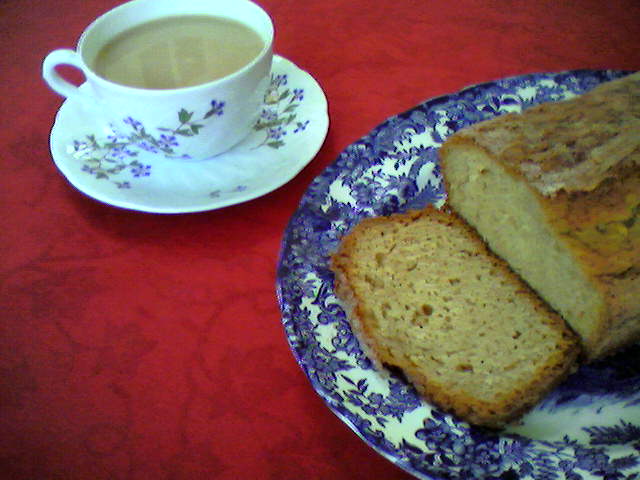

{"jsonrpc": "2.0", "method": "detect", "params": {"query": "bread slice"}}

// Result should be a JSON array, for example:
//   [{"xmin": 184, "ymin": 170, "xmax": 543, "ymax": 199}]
[
  {"xmin": 331, "ymin": 207, "xmax": 580, "ymax": 428},
  {"xmin": 439, "ymin": 72, "xmax": 640, "ymax": 361}
]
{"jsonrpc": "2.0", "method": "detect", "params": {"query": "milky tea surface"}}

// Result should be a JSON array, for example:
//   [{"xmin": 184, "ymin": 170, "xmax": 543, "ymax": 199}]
[{"xmin": 92, "ymin": 15, "xmax": 264, "ymax": 89}]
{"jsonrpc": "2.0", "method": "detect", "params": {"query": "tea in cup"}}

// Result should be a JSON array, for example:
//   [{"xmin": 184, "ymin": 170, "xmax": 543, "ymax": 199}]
[{"xmin": 43, "ymin": 0, "xmax": 274, "ymax": 160}]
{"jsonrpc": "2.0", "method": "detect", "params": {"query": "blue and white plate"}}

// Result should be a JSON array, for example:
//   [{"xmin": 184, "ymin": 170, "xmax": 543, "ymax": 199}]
[
  {"xmin": 49, "ymin": 55, "xmax": 329, "ymax": 213},
  {"xmin": 277, "ymin": 70, "xmax": 640, "ymax": 480}
]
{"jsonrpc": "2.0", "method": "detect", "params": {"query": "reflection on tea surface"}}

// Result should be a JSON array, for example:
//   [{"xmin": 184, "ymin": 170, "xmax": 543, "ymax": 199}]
[{"xmin": 92, "ymin": 15, "xmax": 264, "ymax": 89}]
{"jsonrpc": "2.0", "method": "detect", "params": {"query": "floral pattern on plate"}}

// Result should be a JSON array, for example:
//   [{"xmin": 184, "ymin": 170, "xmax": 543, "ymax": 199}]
[
  {"xmin": 49, "ymin": 56, "xmax": 329, "ymax": 213},
  {"xmin": 277, "ymin": 69, "xmax": 639, "ymax": 480}
]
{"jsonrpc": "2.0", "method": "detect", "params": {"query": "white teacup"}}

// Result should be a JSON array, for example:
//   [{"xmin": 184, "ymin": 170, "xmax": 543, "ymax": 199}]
[{"xmin": 43, "ymin": 0, "xmax": 274, "ymax": 160}]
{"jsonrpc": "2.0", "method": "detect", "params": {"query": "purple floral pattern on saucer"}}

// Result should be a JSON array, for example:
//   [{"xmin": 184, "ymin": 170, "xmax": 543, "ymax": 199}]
[{"xmin": 50, "ymin": 55, "xmax": 329, "ymax": 213}]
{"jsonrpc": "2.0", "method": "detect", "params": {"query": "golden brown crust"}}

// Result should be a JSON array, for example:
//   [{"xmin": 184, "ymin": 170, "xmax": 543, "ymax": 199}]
[
  {"xmin": 453, "ymin": 72, "xmax": 640, "ymax": 196},
  {"xmin": 405, "ymin": 340, "xmax": 577, "ymax": 428},
  {"xmin": 591, "ymin": 268, "xmax": 640, "ymax": 357},
  {"xmin": 331, "ymin": 207, "xmax": 580, "ymax": 428}
]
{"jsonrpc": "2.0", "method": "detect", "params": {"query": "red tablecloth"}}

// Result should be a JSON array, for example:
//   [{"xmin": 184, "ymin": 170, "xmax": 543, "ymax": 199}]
[{"xmin": 2, "ymin": 0, "xmax": 639, "ymax": 478}]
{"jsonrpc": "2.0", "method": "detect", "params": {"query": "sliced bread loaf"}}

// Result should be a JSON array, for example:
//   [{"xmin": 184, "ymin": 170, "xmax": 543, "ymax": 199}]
[
  {"xmin": 331, "ymin": 207, "xmax": 580, "ymax": 428},
  {"xmin": 439, "ymin": 72, "xmax": 640, "ymax": 361}
]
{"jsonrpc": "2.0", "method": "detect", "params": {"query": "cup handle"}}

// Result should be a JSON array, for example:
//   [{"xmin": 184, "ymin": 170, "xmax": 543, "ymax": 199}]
[{"xmin": 42, "ymin": 49, "xmax": 88, "ymax": 99}]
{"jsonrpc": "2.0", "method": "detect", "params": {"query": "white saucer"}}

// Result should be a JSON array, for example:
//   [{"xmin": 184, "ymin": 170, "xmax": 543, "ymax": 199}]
[{"xmin": 49, "ymin": 55, "xmax": 329, "ymax": 213}]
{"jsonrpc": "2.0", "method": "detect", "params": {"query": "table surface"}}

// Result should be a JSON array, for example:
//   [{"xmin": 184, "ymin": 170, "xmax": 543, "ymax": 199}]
[{"xmin": 2, "ymin": 0, "xmax": 639, "ymax": 478}]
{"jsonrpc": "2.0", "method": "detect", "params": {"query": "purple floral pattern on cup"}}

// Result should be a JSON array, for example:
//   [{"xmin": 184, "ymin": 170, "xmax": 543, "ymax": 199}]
[
  {"xmin": 68, "ymin": 99, "xmax": 226, "ymax": 188},
  {"xmin": 253, "ymin": 74, "xmax": 309, "ymax": 149},
  {"xmin": 69, "ymin": 74, "xmax": 309, "ymax": 189}
]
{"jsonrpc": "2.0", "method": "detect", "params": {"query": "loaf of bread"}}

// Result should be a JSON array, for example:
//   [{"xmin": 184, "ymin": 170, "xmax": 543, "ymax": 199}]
[
  {"xmin": 331, "ymin": 207, "xmax": 579, "ymax": 428},
  {"xmin": 439, "ymin": 72, "xmax": 640, "ymax": 361}
]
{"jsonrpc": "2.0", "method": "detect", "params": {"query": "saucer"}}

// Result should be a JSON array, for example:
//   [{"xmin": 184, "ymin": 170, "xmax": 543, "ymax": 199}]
[{"xmin": 49, "ymin": 55, "xmax": 329, "ymax": 213}]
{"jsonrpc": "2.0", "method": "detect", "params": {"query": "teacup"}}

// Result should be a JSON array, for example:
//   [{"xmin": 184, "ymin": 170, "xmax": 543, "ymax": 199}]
[{"xmin": 43, "ymin": 0, "xmax": 274, "ymax": 160}]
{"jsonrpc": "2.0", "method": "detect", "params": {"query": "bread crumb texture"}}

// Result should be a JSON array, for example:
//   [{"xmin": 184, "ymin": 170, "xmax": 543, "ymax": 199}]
[
  {"xmin": 440, "ymin": 72, "xmax": 640, "ymax": 360},
  {"xmin": 331, "ymin": 208, "xmax": 579, "ymax": 428}
]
